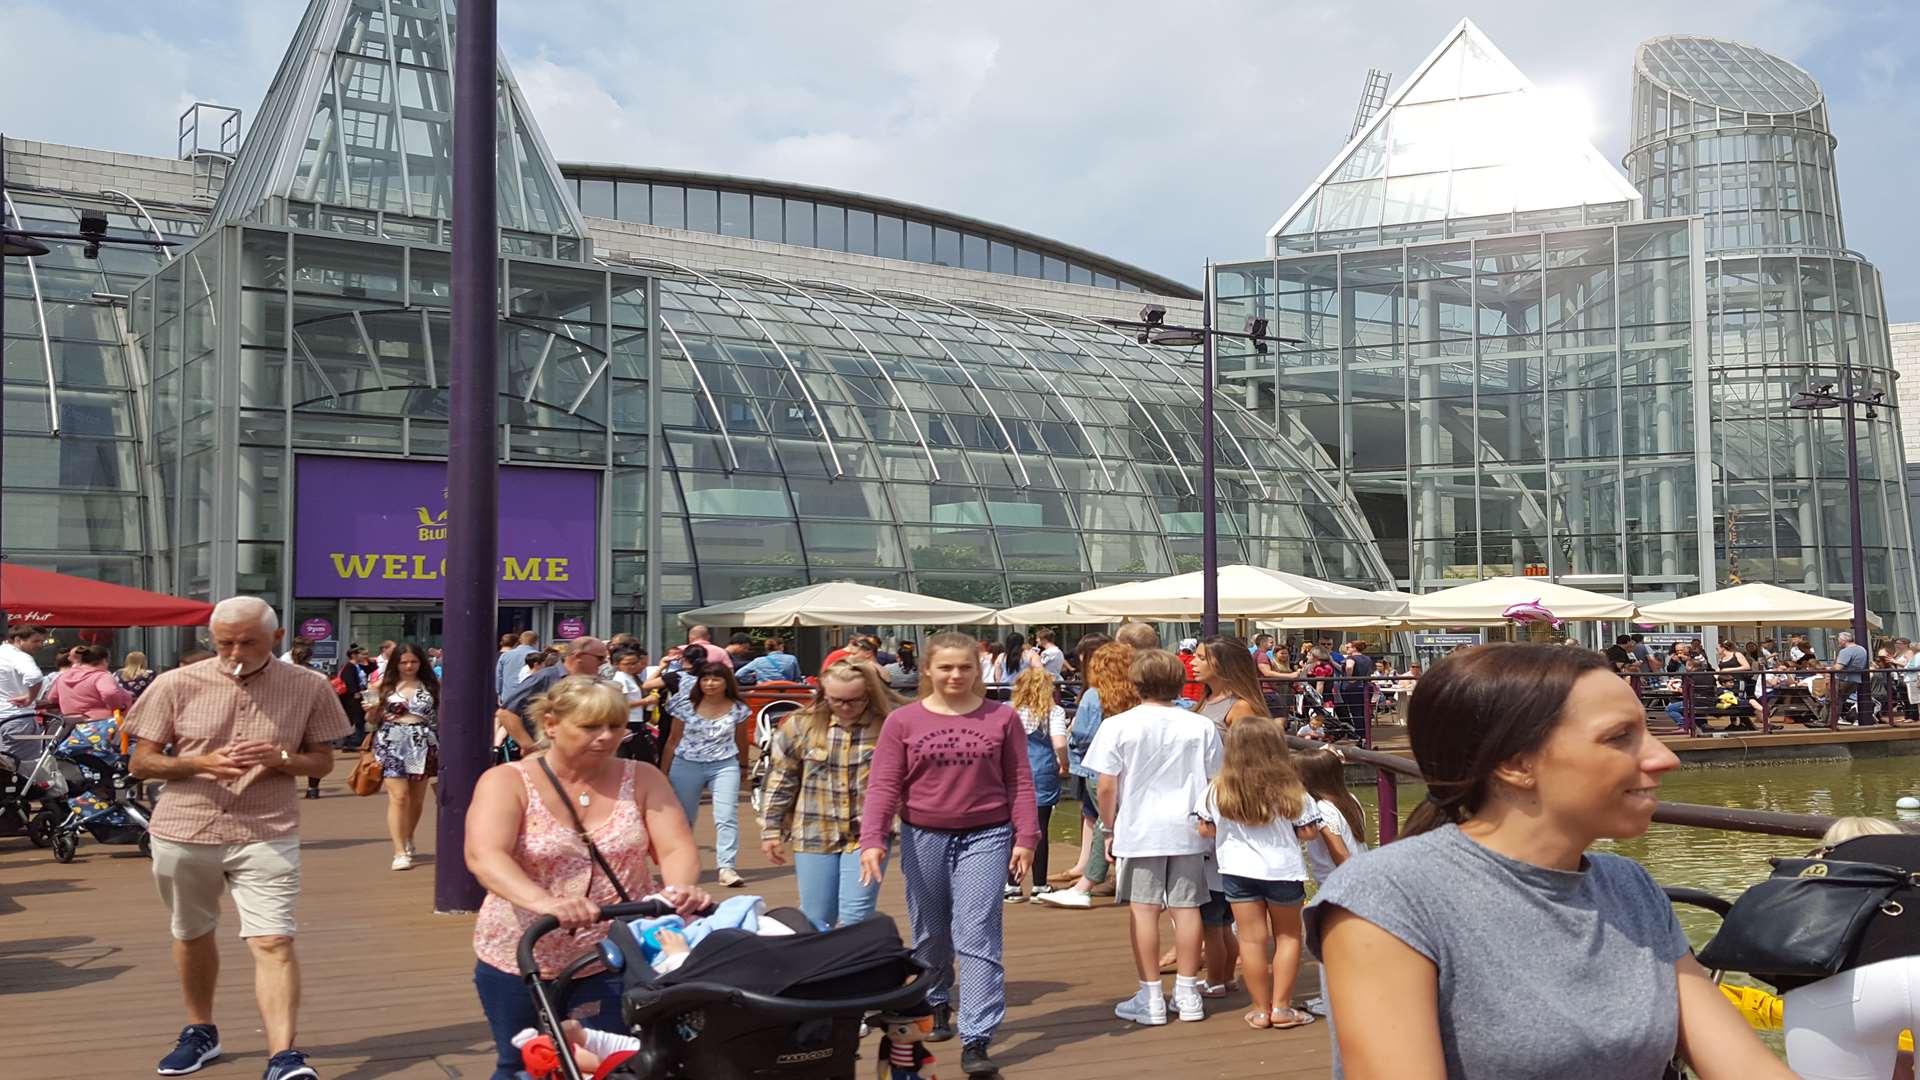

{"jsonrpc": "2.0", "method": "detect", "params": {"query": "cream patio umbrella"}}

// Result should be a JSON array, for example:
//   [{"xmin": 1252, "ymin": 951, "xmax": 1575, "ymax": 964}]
[
  {"xmin": 995, "ymin": 564, "xmax": 1407, "ymax": 625},
  {"xmin": 1635, "ymin": 582, "xmax": 1882, "ymax": 631},
  {"xmin": 1257, "ymin": 591, "xmax": 1415, "ymax": 631},
  {"xmin": 1402, "ymin": 576, "xmax": 1638, "ymax": 625},
  {"xmin": 677, "ymin": 581, "xmax": 997, "ymax": 627}
]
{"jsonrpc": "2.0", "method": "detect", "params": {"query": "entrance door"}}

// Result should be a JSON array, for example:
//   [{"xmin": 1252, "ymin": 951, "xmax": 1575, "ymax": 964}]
[
  {"xmin": 498, "ymin": 606, "xmax": 540, "ymax": 641},
  {"xmin": 347, "ymin": 608, "xmax": 446, "ymax": 651}
]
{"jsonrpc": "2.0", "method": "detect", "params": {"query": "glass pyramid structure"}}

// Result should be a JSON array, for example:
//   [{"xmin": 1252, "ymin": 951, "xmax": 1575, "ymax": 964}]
[
  {"xmin": 1267, "ymin": 19, "xmax": 1641, "ymax": 252},
  {"xmin": 210, "ymin": 0, "xmax": 586, "ymax": 257}
]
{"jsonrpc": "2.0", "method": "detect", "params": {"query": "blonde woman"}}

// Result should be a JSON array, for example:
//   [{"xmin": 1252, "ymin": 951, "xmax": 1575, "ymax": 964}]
[
  {"xmin": 859, "ymin": 632, "xmax": 1038, "ymax": 1075},
  {"xmin": 758, "ymin": 661, "xmax": 903, "ymax": 928},
  {"xmin": 115, "ymin": 650, "xmax": 157, "ymax": 702},
  {"xmin": 467, "ymin": 676, "xmax": 709, "ymax": 1080},
  {"xmin": 1006, "ymin": 665, "xmax": 1068, "ymax": 901}
]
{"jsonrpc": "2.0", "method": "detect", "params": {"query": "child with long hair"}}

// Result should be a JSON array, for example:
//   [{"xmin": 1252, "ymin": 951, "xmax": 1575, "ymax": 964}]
[
  {"xmin": 1006, "ymin": 665, "xmax": 1067, "ymax": 901},
  {"xmin": 759, "ymin": 661, "xmax": 903, "ymax": 927},
  {"xmin": 1052, "ymin": 633, "xmax": 1110, "ymax": 886},
  {"xmin": 860, "ymin": 632, "xmax": 1037, "ymax": 1075},
  {"xmin": 1196, "ymin": 718, "xmax": 1330, "ymax": 1030},
  {"xmin": 1036, "ymin": 641, "xmax": 1139, "ymax": 908},
  {"xmin": 1293, "ymin": 746, "xmax": 1367, "ymax": 881}
]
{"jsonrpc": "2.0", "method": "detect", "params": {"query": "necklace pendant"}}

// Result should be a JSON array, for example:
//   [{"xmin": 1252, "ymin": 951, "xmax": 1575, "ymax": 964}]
[{"xmin": 578, "ymin": 790, "xmax": 591, "ymax": 807}]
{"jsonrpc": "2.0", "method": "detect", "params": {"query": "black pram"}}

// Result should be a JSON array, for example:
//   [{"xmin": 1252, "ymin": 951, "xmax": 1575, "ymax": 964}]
[{"xmin": 519, "ymin": 898, "xmax": 929, "ymax": 1080}]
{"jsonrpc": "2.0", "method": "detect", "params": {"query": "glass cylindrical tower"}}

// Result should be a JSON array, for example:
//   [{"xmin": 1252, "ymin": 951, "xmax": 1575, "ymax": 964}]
[{"xmin": 1627, "ymin": 35, "xmax": 1918, "ymax": 627}]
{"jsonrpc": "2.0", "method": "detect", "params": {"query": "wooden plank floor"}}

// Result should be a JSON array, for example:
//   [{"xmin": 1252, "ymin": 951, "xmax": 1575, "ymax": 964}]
[{"xmin": 0, "ymin": 755, "xmax": 1332, "ymax": 1078}]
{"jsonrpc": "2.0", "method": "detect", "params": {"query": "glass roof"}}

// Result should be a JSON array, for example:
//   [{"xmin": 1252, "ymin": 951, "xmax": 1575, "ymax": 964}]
[
  {"xmin": 1269, "ymin": 19, "xmax": 1640, "ymax": 243},
  {"xmin": 212, "ymin": 0, "xmax": 585, "ymax": 243},
  {"xmin": 1636, "ymin": 36, "xmax": 1823, "ymax": 114}
]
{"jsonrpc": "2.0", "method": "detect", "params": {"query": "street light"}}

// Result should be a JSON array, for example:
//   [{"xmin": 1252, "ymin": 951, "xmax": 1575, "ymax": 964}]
[
  {"xmin": 1101, "ymin": 269, "xmax": 1301, "ymax": 636},
  {"xmin": 1789, "ymin": 371, "xmax": 1885, "ymax": 725}
]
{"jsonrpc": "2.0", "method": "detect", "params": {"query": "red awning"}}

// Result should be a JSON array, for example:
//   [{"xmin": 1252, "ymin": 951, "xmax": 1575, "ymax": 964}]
[{"xmin": 1, "ymin": 563, "xmax": 215, "ymax": 627}]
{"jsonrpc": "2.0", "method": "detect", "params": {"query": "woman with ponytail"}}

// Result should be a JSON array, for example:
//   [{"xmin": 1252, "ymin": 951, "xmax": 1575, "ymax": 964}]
[{"xmin": 1302, "ymin": 643, "xmax": 1789, "ymax": 1080}]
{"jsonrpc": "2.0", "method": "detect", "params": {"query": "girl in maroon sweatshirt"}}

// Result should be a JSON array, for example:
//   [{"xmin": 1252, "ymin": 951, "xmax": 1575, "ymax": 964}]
[{"xmin": 859, "ymin": 632, "xmax": 1038, "ymax": 1077}]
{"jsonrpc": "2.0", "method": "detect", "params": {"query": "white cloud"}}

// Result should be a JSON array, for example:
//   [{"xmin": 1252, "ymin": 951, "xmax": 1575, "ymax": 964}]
[{"xmin": 9, "ymin": 0, "xmax": 1915, "ymax": 315}]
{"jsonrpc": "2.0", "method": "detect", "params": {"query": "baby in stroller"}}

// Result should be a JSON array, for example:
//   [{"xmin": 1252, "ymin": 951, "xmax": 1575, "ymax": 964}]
[{"xmin": 518, "ymin": 896, "xmax": 928, "ymax": 1080}]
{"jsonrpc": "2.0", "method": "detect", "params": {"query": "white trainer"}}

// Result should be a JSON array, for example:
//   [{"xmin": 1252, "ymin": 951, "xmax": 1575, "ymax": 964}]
[{"xmin": 1115, "ymin": 988, "xmax": 1168, "ymax": 1025}]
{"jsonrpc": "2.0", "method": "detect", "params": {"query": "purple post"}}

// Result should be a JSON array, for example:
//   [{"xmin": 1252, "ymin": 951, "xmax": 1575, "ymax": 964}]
[
  {"xmin": 1376, "ymin": 768, "xmax": 1399, "ymax": 845},
  {"xmin": 435, "ymin": 0, "xmax": 498, "ymax": 913}
]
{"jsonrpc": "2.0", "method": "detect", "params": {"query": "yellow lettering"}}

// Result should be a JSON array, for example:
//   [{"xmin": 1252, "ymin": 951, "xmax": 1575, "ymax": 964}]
[
  {"xmin": 503, "ymin": 557, "xmax": 543, "ymax": 581},
  {"xmin": 330, "ymin": 553, "xmax": 379, "ymax": 580},
  {"xmin": 547, "ymin": 557, "xmax": 569, "ymax": 582},
  {"xmin": 382, "ymin": 554, "xmax": 410, "ymax": 579},
  {"xmin": 409, "ymin": 555, "xmax": 438, "ymax": 580}
]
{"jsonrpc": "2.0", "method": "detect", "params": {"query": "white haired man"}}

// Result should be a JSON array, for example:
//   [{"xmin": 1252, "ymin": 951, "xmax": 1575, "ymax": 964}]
[{"xmin": 126, "ymin": 597, "xmax": 351, "ymax": 1080}]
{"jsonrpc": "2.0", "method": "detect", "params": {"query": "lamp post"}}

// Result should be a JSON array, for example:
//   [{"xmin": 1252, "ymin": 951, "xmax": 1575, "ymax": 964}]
[
  {"xmin": 1789, "ymin": 369, "xmax": 1883, "ymax": 725},
  {"xmin": 1101, "ymin": 267, "xmax": 1299, "ymax": 636},
  {"xmin": 438, "ymin": 0, "xmax": 498, "ymax": 913}
]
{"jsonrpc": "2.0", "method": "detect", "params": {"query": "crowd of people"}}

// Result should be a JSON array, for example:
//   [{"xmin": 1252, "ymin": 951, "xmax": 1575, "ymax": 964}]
[
  {"xmin": 14, "ymin": 605, "xmax": 1920, "ymax": 1080},
  {"xmin": 1601, "ymin": 630, "xmax": 1920, "ymax": 733}
]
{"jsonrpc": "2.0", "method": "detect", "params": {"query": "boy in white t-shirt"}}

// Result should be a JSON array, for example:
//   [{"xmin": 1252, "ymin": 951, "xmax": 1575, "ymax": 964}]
[{"xmin": 1082, "ymin": 648, "xmax": 1224, "ymax": 1027}]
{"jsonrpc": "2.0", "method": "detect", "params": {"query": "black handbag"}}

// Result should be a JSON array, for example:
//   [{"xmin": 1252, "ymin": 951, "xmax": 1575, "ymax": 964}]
[{"xmin": 1696, "ymin": 855, "xmax": 1915, "ymax": 978}]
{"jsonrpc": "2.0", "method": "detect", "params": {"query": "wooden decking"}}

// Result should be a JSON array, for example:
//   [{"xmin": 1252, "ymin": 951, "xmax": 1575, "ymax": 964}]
[{"xmin": 0, "ymin": 756, "xmax": 1332, "ymax": 1078}]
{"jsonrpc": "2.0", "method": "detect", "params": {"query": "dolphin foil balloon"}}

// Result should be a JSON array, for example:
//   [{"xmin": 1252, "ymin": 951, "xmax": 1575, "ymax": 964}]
[{"xmin": 1502, "ymin": 598, "xmax": 1562, "ymax": 629}]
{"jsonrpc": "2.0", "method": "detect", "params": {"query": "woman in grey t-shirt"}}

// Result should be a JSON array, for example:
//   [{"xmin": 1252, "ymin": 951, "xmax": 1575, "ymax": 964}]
[{"xmin": 1304, "ymin": 643, "xmax": 1795, "ymax": 1080}]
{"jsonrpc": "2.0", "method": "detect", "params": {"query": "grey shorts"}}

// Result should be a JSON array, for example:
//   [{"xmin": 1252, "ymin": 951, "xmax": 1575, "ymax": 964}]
[
  {"xmin": 1115, "ymin": 853, "xmax": 1209, "ymax": 908},
  {"xmin": 151, "ymin": 836, "xmax": 301, "ymax": 940}
]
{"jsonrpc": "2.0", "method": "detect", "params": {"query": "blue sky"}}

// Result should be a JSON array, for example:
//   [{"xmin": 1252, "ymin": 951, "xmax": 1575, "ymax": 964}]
[{"xmin": 6, "ymin": 1, "xmax": 1915, "ymax": 317}]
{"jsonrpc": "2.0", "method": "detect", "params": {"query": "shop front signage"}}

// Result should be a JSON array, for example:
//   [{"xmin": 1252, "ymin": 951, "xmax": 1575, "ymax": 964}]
[
  {"xmin": 555, "ymin": 616, "xmax": 587, "ymax": 639},
  {"xmin": 298, "ymin": 617, "xmax": 334, "ymax": 640},
  {"xmin": 294, "ymin": 457, "xmax": 597, "ymax": 601}
]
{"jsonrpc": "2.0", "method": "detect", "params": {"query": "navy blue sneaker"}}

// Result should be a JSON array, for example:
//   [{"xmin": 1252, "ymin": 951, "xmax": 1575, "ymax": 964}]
[
  {"xmin": 262, "ymin": 1049, "xmax": 319, "ymax": 1080},
  {"xmin": 157, "ymin": 1024, "xmax": 221, "ymax": 1075}
]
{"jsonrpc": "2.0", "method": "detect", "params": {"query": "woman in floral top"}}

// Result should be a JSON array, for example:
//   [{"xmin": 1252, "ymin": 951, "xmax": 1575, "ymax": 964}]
[
  {"xmin": 759, "ymin": 661, "xmax": 904, "ymax": 928},
  {"xmin": 661, "ymin": 662, "xmax": 752, "ymax": 887},
  {"xmin": 370, "ymin": 642, "xmax": 439, "ymax": 871}
]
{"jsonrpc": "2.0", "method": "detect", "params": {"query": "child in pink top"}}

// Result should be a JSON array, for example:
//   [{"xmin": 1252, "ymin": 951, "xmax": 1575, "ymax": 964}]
[{"xmin": 857, "ymin": 633, "xmax": 1036, "ymax": 1077}]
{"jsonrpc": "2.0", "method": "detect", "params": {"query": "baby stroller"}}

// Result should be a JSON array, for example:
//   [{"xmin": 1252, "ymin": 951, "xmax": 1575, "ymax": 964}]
[
  {"xmin": 46, "ymin": 718, "xmax": 153, "ymax": 862},
  {"xmin": 0, "ymin": 709, "xmax": 76, "ymax": 848},
  {"xmin": 519, "ymin": 898, "xmax": 930, "ymax": 1080}
]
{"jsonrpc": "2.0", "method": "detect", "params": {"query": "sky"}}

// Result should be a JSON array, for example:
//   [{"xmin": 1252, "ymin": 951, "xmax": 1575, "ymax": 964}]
[{"xmin": 5, "ymin": 1, "xmax": 1916, "ymax": 316}]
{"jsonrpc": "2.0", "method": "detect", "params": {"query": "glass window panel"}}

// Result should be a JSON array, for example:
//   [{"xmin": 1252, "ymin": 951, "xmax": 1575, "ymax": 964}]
[
  {"xmin": 752, "ymin": 194, "xmax": 783, "ymax": 242},
  {"xmin": 1084, "ymin": 532, "xmax": 1170, "ymax": 574},
  {"xmin": 1042, "ymin": 256, "xmax": 1067, "ymax": 282},
  {"xmin": 990, "ymin": 241, "xmax": 1015, "ymax": 274},
  {"xmin": 800, "ymin": 521, "xmax": 903, "ymax": 567},
  {"xmin": 962, "ymin": 234, "xmax": 990, "ymax": 271},
  {"xmin": 784, "ymin": 199, "xmax": 815, "ymax": 246},
  {"xmin": 577, "ymin": 178, "xmax": 615, "ymax": 218},
  {"xmin": 906, "ymin": 221, "xmax": 933, "ymax": 262},
  {"xmin": 1017, "ymin": 248, "xmax": 1042, "ymax": 277},
  {"xmin": 683, "ymin": 187, "xmax": 715, "ymax": 231},
  {"xmin": 902, "ymin": 525, "xmax": 998, "ymax": 570},
  {"xmin": 877, "ymin": 215, "xmax": 904, "ymax": 259},
  {"xmin": 933, "ymin": 227, "xmax": 961, "ymax": 267},
  {"xmin": 719, "ymin": 191, "xmax": 750, "ymax": 237},
  {"xmin": 914, "ymin": 573, "xmax": 1007, "ymax": 607},
  {"xmin": 699, "ymin": 565, "xmax": 806, "ymax": 604},
  {"xmin": 816, "ymin": 205, "xmax": 845, "ymax": 251},
  {"xmin": 847, "ymin": 210, "xmax": 876, "ymax": 255}
]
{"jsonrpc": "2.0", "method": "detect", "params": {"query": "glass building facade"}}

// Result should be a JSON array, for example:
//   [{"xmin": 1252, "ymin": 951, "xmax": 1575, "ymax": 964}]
[
  {"xmin": 559, "ymin": 168, "xmax": 1188, "ymax": 296},
  {"xmin": 1222, "ymin": 21, "xmax": 1918, "ymax": 626}
]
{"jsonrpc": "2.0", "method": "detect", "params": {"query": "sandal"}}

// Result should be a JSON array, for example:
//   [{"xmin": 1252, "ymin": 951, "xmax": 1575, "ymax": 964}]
[
  {"xmin": 1269, "ymin": 1006, "xmax": 1317, "ymax": 1030},
  {"xmin": 1199, "ymin": 980, "xmax": 1238, "ymax": 999},
  {"xmin": 1243, "ymin": 1010, "xmax": 1272, "ymax": 1030}
]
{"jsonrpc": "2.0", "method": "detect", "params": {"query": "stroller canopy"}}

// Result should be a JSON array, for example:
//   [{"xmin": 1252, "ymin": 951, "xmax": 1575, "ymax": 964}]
[{"xmin": 1, "ymin": 564, "xmax": 215, "ymax": 627}]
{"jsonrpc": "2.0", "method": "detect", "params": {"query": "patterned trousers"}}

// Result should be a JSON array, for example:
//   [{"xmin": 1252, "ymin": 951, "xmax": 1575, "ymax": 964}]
[{"xmin": 898, "ymin": 821, "xmax": 1014, "ymax": 1046}]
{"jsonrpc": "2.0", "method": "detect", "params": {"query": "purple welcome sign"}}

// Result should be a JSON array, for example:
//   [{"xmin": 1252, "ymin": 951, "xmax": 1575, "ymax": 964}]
[{"xmin": 294, "ymin": 457, "xmax": 597, "ymax": 601}]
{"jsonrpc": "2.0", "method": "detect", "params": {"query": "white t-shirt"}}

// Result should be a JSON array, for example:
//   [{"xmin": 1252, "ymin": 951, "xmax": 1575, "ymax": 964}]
[
  {"xmin": 1082, "ymin": 703, "xmax": 1222, "ymax": 858},
  {"xmin": 1201, "ymin": 786, "xmax": 1319, "ymax": 882},
  {"xmin": 1039, "ymin": 644, "xmax": 1065, "ymax": 677},
  {"xmin": 612, "ymin": 671, "xmax": 647, "ymax": 723},
  {"xmin": 0, "ymin": 641, "xmax": 45, "ymax": 712},
  {"xmin": 1304, "ymin": 796, "xmax": 1368, "ymax": 882}
]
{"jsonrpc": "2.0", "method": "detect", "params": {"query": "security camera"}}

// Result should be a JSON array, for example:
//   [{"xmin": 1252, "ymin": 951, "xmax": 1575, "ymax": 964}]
[{"xmin": 1138, "ymin": 304, "xmax": 1167, "ymax": 326}]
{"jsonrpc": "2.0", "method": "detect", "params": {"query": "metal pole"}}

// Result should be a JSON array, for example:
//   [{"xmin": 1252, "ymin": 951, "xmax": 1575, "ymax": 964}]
[
  {"xmin": 1201, "ymin": 261, "xmax": 1218, "ymax": 637},
  {"xmin": 1375, "ymin": 768, "xmax": 1398, "ymax": 845},
  {"xmin": 436, "ymin": 0, "xmax": 498, "ymax": 913},
  {"xmin": 1844, "ymin": 368, "xmax": 1871, "ymax": 724}
]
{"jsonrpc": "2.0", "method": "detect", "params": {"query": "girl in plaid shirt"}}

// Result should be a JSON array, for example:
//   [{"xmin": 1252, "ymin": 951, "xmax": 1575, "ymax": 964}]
[{"xmin": 758, "ymin": 661, "xmax": 904, "ymax": 928}]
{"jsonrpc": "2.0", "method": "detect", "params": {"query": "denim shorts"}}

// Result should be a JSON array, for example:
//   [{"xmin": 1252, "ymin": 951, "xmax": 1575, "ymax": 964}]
[{"xmin": 1221, "ymin": 874, "xmax": 1308, "ymax": 906}]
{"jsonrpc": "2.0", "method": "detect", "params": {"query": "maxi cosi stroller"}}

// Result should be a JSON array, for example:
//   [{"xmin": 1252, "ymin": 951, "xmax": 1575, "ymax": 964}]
[
  {"xmin": 519, "ymin": 898, "xmax": 929, "ymax": 1080},
  {"xmin": 0, "ymin": 709, "xmax": 76, "ymax": 848}
]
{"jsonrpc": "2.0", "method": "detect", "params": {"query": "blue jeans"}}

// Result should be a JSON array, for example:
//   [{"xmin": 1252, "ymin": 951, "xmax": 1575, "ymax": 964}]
[
  {"xmin": 792, "ymin": 850, "xmax": 884, "ymax": 928},
  {"xmin": 669, "ymin": 755, "xmax": 740, "ymax": 870},
  {"xmin": 1666, "ymin": 701, "xmax": 1695, "ymax": 731},
  {"xmin": 473, "ymin": 960, "xmax": 625, "ymax": 1080}
]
